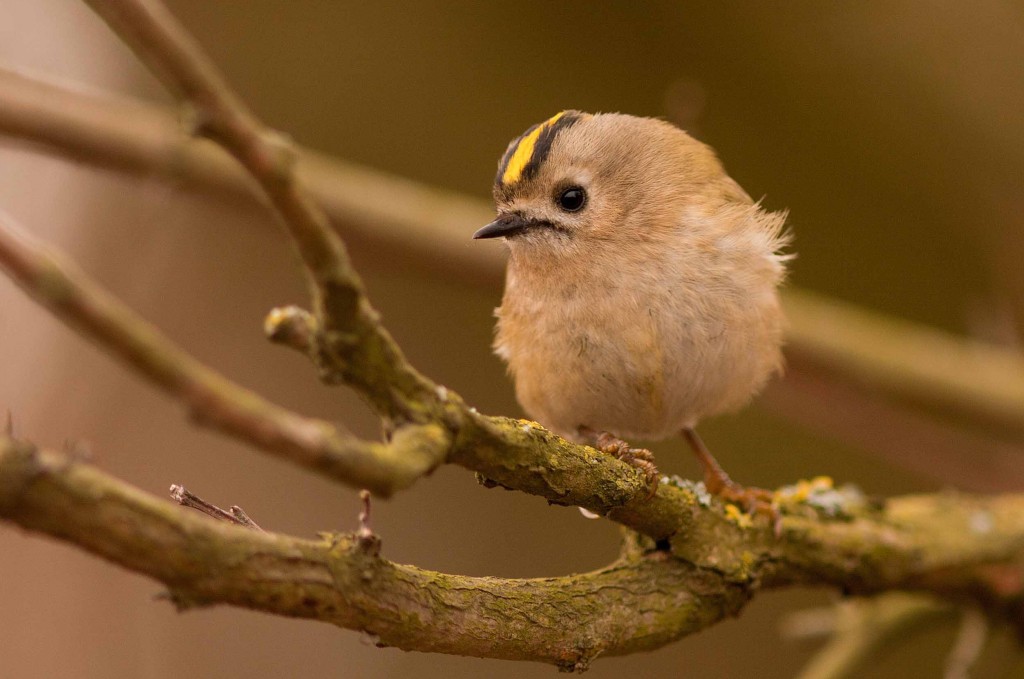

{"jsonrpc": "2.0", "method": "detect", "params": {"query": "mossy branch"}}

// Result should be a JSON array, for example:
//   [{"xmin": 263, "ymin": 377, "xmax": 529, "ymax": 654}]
[{"xmin": 1, "ymin": 436, "xmax": 1022, "ymax": 670}]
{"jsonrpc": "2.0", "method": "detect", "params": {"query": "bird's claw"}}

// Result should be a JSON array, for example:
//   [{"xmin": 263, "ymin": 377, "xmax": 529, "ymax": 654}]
[
  {"xmin": 717, "ymin": 482, "xmax": 781, "ymax": 536},
  {"xmin": 593, "ymin": 431, "xmax": 660, "ymax": 499}
]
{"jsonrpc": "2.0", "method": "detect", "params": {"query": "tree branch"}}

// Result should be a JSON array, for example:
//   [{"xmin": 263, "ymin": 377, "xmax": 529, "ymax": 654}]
[
  {"xmin": 784, "ymin": 291, "xmax": 1024, "ymax": 442},
  {"xmin": 0, "ymin": 68, "xmax": 501, "ymax": 285},
  {"xmin": 0, "ymin": 213, "xmax": 450, "ymax": 496},
  {"xmin": 82, "ymin": 0, "xmax": 442, "ymax": 426},
  {"xmin": 0, "ymin": 436, "xmax": 744, "ymax": 669},
  {"xmin": 2, "ymin": 436, "xmax": 1021, "ymax": 669},
  {"xmin": 792, "ymin": 594, "xmax": 954, "ymax": 679}
]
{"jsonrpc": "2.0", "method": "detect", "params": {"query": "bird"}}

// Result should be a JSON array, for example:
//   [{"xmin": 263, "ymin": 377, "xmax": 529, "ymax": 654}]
[{"xmin": 474, "ymin": 110, "xmax": 790, "ymax": 513}]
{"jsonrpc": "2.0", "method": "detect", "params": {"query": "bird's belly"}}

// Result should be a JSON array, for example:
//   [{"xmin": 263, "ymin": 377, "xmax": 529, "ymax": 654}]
[
  {"xmin": 497, "ymin": 285, "xmax": 780, "ymax": 442},
  {"xmin": 499, "ymin": 303, "xmax": 712, "ymax": 441}
]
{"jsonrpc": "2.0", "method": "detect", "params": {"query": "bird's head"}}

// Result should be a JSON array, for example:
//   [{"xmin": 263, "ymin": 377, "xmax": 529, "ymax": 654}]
[{"xmin": 475, "ymin": 111, "xmax": 740, "ymax": 258}]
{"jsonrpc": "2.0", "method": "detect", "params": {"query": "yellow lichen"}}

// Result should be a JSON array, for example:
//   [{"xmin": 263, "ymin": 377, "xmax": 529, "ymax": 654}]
[
  {"xmin": 724, "ymin": 504, "xmax": 752, "ymax": 529},
  {"xmin": 774, "ymin": 476, "xmax": 835, "ymax": 504}
]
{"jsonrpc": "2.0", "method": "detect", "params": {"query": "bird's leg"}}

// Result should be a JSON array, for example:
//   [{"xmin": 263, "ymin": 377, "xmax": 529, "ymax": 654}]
[
  {"xmin": 682, "ymin": 428, "xmax": 779, "ymax": 526},
  {"xmin": 578, "ymin": 426, "xmax": 660, "ymax": 497}
]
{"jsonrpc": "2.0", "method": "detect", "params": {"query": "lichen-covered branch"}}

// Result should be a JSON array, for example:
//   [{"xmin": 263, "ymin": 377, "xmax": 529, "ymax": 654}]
[
  {"xmin": 1, "ymin": 437, "xmax": 1021, "ymax": 669},
  {"xmin": 0, "ymin": 436, "xmax": 746, "ymax": 669},
  {"xmin": 3, "ymin": 67, "xmax": 1023, "ymax": 443}
]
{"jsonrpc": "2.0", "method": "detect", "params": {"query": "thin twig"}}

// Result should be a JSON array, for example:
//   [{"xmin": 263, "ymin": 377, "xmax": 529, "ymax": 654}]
[
  {"xmin": 80, "ymin": 0, "xmax": 442, "ymax": 425},
  {"xmin": 170, "ymin": 484, "xmax": 262, "ymax": 531},
  {"xmin": 794, "ymin": 595, "xmax": 955, "ymax": 679},
  {"xmin": 0, "ymin": 211, "xmax": 450, "ymax": 496},
  {"xmin": 229, "ymin": 505, "xmax": 263, "ymax": 531},
  {"xmin": 355, "ymin": 489, "xmax": 379, "ymax": 555},
  {"xmin": 944, "ymin": 608, "xmax": 988, "ymax": 679}
]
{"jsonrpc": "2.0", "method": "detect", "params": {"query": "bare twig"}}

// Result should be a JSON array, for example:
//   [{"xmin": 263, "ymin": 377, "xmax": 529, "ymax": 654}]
[
  {"xmin": 228, "ymin": 505, "xmax": 263, "ymax": 531},
  {"xmin": 169, "ymin": 483, "xmax": 262, "ymax": 531},
  {"xmin": 355, "ymin": 489, "xmax": 379, "ymax": 555},
  {"xmin": 0, "ymin": 211, "xmax": 450, "ymax": 496},
  {"xmin": 80, "ymin": 0, "xmax": 442, "ymax": 426},
  {"xmin": 793, "ymin": 595, "xmax": 954, "ymax": 679},
  {"xmin": 944, "ymin": 608, "xmax": 988, "ymax": 679}
]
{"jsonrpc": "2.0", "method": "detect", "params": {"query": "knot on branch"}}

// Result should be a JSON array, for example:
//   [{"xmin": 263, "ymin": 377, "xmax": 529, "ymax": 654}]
[
  {"xmin": 318, "ymin": 281, "xmax": 365, "ymax": 333},
  {"xmin": 264, "ymin": 305, "xmax": 317, "ymax": 353},
  {"xmin": 177, "ymin": 102, "xmax": 213, "ymax": 140},
  {"xmin": 0, "ymin": 434, "xmax": 46, "ymax": 514},
  {"xmin": 251, "ymin": 128, "xmax": 299, "ymax": 185}
]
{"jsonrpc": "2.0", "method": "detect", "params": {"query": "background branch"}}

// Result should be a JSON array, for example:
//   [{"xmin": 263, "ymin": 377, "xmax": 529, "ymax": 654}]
[
  {"xmin": 2, "ymin": 67, "xmax": 1023, "ymax": 445},
  {"xmin": 790, "ymin": 594, "xmax": 955, "ymax": 679}
]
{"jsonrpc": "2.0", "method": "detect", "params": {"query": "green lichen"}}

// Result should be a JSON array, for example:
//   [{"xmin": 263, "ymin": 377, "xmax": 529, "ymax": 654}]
[
  {"xmin": 662, "ymin": 476, "xmax": 712, "ymax": 507},
  {"xmin": 774, "ymin": 476, "xmax": 868, "ymax": 519}
]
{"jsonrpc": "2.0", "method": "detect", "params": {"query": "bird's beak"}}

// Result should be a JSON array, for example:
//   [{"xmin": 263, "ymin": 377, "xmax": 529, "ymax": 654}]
[{"xmin": 472, "ymin": 214, "xmax": 540, "ymax": 240}]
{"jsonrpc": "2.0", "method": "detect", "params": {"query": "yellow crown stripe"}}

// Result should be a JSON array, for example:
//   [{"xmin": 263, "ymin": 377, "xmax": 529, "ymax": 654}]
[{"xmin": 501, "ymin": 111, "xmax": 566, "ymax": 186}]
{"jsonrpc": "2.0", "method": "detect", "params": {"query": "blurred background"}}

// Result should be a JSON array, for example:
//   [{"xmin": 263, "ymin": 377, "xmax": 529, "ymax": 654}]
[{"xmin": 1, "ymin": 1, "xmax": 1023, "ymax": 677}]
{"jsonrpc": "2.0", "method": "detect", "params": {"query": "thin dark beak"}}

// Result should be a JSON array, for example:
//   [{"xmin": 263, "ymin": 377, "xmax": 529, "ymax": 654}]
[{"xmin": 472, "ymin": 214, "xmax": 540, "ymax": 240}]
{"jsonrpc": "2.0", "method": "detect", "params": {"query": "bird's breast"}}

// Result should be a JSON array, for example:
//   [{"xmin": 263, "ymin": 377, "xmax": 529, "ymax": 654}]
[
  {"xmin": 496, "ymin": 271, "xmax": 684, "ymax": 439},
  {"xmin": 494, "ymin": 255, "xmax": 783, "ymax": 441}
]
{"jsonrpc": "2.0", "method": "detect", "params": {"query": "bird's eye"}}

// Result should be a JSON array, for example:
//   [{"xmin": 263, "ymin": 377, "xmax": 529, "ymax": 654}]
[{"xmin": 557, "ymin": 187, "xmax": 587, "ymax": 212}]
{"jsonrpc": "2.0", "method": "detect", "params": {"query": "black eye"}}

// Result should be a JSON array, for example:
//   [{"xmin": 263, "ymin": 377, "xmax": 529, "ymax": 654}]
[{"xmin": 557, "ymin": 187, "xmax": 587, "ymax": 212}]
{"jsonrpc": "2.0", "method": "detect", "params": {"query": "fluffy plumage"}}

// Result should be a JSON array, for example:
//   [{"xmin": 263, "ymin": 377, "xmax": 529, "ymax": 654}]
[{"xmin": 485, "ymin": 112, "xmax": 789, "ymax": 443}]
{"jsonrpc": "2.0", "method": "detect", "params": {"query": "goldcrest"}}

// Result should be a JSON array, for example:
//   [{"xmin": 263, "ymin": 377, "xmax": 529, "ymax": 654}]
[{"xmin": 475, "ymin": 111, "xmax": 789, "ymax": 506}]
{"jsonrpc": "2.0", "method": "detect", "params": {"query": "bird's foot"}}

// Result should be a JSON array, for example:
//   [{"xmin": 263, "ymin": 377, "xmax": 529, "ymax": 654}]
[
  {"xmin": 682, "ymin": 427, "xmax": 781, "ymax": 535},
  {"xmin": 579, "ymin": 427, "xmax": 660, "ymax": 499}
]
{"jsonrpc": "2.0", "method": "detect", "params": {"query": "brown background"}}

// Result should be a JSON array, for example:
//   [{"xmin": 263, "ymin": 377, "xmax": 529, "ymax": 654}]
[{"xmin": 2, "ymin": 2, "xmax": 1023, "ymax": 677}]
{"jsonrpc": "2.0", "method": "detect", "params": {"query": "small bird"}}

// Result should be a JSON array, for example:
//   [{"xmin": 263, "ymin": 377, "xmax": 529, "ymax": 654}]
[{"xmin": 474, "ymin": 111, "xmax": 789, "ymax": 512}]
